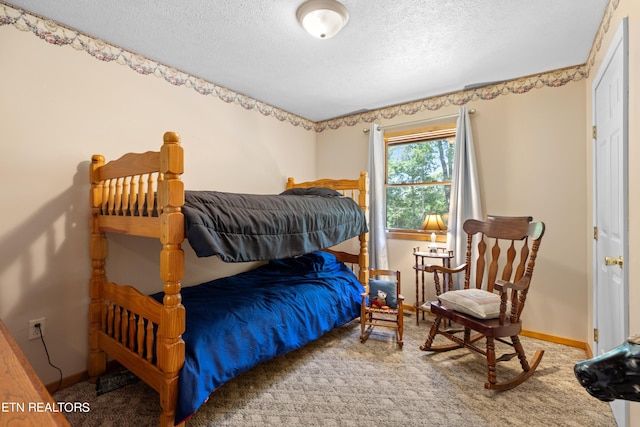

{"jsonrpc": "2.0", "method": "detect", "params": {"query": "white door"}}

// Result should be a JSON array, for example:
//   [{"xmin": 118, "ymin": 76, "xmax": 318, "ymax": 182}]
[{"xmin": 593, "ymin": 18, "xmax": 628, "ymax": 426}]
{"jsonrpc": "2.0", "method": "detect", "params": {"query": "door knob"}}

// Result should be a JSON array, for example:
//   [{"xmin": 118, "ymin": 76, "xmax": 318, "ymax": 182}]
[{"xmin": 604, "ymin": 256, "xmax": 623, "ymax": 268}]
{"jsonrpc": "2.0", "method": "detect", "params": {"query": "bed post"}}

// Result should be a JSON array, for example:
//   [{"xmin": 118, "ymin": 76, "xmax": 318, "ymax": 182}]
[
  {"xmin": 88, "ymin": 155, "xmax": 107, "ymax": 382},
  {"xmin": 158, "ymin": 131, "xmax": 186, "ymax": 426},
  {"xmin": 358, "ymin": 171, "xmax": 370, "ymax": 286}
]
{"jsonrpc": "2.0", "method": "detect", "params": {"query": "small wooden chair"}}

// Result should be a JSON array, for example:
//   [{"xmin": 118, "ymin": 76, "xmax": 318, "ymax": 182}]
[
  {"xmin": 361, "ymin": 270, "xmax": 404, "ymax": 348},
  {"xmin": 419, "ymin": 216, "xmax": 545, "ymax": 390}
]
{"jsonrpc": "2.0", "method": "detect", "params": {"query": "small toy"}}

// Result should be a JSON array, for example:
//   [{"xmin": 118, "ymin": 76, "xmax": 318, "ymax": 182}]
[{"xmin": 371, "ymin": 289, "xmax": 388, "ymax": 309}]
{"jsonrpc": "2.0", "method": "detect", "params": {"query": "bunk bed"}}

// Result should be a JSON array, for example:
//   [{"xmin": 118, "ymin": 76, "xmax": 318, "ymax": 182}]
[{"xmin": 88, "ymin": 131, "xmax": 369, "ymax": 426}]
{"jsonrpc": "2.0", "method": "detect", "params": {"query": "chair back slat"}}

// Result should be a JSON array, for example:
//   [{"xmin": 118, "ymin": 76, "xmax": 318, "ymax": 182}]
[
  {"xmin": 471, "ymin": 236, "xmax": 487, "ymax": 289},
  {"xmin": 514, "ymin": 239, "xmax": 530, "ymax": 283},
  {"xmin": 503, "ymin": 241, "xmax": 517, "ymax": 282},
  {"xmin": 486, "ymin": 239, "xmax": 501, "ymax": 292},
  {"xmin": 464, "ymin": 233, "xmax": 473, "ymax": 289}
]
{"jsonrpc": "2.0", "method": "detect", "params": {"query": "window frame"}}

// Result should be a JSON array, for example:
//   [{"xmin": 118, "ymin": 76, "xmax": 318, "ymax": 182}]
[{"xmin": 384, "ymin": 123, "xmax": 456, "ymax": 241}]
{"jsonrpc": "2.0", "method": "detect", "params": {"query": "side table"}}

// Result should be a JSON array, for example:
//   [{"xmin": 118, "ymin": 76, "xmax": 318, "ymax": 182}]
[{"xmin": 413, "ymin": 248, "xmax": 454, "ymax": 325}]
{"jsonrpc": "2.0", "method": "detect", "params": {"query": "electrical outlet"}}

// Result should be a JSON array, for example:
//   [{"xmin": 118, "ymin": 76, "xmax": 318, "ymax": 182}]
[{"xmin": 28, "ymin": 317, "xmax": 45, "ymax": 340}]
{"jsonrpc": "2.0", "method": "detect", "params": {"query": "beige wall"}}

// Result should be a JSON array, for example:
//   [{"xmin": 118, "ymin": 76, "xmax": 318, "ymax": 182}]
[
  {"xmin": 585, "ymin": 0, "xmax": 640, "ymax": 424},
  {"xmin": 317, "ymin": 82, "xmax": 589, "ymax": 342},
  {"xmin": 0, "ymin": 26, "xmax": 316, "ymax": 384}
]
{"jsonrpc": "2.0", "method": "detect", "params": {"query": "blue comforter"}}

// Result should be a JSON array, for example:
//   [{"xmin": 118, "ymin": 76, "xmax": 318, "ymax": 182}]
[{"xmin": 152, "ymin": 251, "xmax": 363, "ymax": 424}]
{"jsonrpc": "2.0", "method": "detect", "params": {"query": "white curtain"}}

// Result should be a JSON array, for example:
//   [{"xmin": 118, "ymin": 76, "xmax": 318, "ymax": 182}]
[
  {"xmin": 367, "ymin": 123, "xmax": 389, "ymax": 270},
  {"xmin": 447, "ymin": 106, "xmax": 482, "ymax": 286}
]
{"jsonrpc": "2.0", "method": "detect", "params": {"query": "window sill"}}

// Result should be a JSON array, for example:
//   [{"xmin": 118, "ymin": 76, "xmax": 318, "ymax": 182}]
[{"xmin": 385, "ymin": 230, "xmax": 447, "ymax": 242}]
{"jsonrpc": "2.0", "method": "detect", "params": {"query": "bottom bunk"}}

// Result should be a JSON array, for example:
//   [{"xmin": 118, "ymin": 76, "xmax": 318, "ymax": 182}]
[{"xmin": 99, "ymin": 251, "xmax": 363, "ymax": 425}]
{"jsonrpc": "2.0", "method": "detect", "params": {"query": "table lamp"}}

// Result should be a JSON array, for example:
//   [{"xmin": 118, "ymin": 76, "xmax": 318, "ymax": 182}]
[{"xmin": 421, "ymin": 213, "xmax": 447, "ymax": 253}]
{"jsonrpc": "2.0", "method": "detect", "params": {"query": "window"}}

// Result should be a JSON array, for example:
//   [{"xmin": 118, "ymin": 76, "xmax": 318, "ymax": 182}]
[{"xmin": 385, "ymin": 123, "xmax": 456, "ymax": 240}]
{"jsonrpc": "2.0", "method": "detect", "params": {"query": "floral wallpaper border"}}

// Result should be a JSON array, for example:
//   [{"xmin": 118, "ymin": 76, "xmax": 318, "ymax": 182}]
[
  {"xmin": 317, "ymin": 65, "xmax": 588, "ymax": 131},
  {"xmin": 1, "ymin": 1, "xmax": 617, "ymax": 133},
  {"xmin": 586, "ymin": 0, "xmax": 620, "ymax": 71}
]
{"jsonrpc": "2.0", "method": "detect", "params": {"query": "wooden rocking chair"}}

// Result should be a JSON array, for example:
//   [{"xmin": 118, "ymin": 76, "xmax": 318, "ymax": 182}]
[
  {"xmin": 419, "ymin": 216, "xmax": 545, "ymax": 390},
  {"xmin": 361, "ymin": 269, "xmax": 404, "ymax": 348}
]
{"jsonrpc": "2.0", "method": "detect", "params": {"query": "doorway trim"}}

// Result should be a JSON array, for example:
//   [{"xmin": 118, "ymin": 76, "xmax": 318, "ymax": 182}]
[{"xmin": 591, "ymin": 16, "xmax": 628, "ymax": 426}]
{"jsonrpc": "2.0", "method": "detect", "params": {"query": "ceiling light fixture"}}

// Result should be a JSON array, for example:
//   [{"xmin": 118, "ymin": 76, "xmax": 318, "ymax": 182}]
[{"xmin": 296, "ymin": 0, "xmax": 349, "ymax": 40}]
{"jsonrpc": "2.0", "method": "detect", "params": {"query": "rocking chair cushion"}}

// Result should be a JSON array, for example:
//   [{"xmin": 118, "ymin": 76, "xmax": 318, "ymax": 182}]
[
  {"xmin": 369, "ymin": 279, "xmax": 398, "ymax": 308},
  {"xmin": 437, "ymin": 289, "xmax": 501, "ymax": 319}
]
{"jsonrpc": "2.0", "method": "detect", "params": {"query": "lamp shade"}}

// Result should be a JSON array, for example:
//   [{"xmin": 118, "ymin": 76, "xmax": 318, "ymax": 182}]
[
  {"xmin": 421, "ymin": 214, "xmax": 447, "ymax": 232},
  {"xmin": 296, "ymin": 0, "xmax": 349, "ymax": 39}
]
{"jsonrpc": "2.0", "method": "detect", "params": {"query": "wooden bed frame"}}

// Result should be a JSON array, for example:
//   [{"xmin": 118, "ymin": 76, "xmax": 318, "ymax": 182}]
[{"xmin": 88, "ymin": 131, "xmax": 369, "ymax": 426}]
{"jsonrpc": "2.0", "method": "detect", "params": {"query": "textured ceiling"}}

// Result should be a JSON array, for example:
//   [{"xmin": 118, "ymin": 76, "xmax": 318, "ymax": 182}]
[{"xmin": 6, "ymin": 0, "xmax": 609, "ymax": 122}]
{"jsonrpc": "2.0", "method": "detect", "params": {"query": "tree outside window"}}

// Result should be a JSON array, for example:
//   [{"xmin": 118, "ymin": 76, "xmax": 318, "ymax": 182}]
[{"xmin": 385, "ymin": 124, "xmax": 456, "ymax": 238}]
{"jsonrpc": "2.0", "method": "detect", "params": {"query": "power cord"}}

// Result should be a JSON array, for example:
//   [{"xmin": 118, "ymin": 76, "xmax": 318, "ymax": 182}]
[{"xmin": 35, "ymin": 323, "xmax": 63, "ymax": 394}]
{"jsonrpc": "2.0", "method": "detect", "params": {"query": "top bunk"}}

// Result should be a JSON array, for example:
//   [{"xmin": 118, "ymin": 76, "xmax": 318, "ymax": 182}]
[{"xmin": 90, "ymin": 131, "xmax": 369, "ymax": 263}]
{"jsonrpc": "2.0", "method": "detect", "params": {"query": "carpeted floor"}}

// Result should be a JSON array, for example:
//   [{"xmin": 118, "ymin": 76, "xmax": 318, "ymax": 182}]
[{"xmin": 54, "ymin": 315, "xmax": 616, "ymax": 426}]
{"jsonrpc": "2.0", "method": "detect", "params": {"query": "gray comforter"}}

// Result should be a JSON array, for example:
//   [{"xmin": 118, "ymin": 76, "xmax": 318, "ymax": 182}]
[{"xmin": 183, "ymin": 189, "xmax": 367, "ymax": 262}]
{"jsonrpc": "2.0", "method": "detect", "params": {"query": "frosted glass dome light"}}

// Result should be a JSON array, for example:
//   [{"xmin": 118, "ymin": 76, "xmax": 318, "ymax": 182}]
[{"xmin": 297, "ymin": 0, "xmax": 349, "ymax": 39}]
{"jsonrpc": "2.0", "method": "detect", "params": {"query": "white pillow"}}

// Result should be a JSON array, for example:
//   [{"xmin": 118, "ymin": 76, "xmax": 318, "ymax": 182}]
[{"xmin": 437, "ymin": 289, "xmax": 502, "ymax": 319}]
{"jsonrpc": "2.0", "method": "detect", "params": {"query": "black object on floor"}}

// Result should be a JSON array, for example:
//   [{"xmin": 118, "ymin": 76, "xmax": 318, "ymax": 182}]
[{"xmin": 96, "ymin": 368, "xmax": 140, "ymax": 396}]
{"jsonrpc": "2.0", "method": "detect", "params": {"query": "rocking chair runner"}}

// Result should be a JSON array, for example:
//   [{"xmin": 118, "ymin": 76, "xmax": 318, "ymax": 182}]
[{"xmin": 419, "ymin": 215, "xmax": 545, "ymax": 391}]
